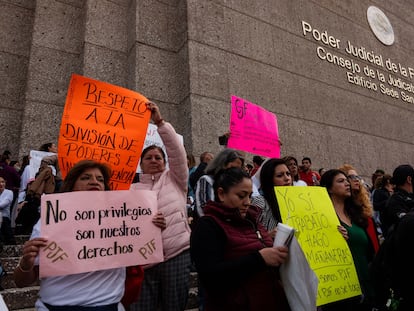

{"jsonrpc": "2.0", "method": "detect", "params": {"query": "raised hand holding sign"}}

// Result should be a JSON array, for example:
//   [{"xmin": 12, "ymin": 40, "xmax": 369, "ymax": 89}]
[
  {"xmin": 227, "ymin": 95, "xmax": 280, "ymax": 158},
  {"xmin": 58, "ymin": 74, "xmax": 151, "ymax": 190}
]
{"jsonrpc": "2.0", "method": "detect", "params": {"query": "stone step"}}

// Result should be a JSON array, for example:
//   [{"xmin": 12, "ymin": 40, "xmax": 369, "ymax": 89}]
[
  {"xmin": 0, "ymin": 242, "xmax": 200, "ymax": 310},
  {"xmin": 0, "ymin": 257, "xmax": 39, "ymax": 290},
  {"xmin": 1, "ymin": 286, "xmax": 38, "ymax": 310},
  {"xmin": 0, "ymin": 255, "xmax": 22, "ymax": 293},
  {"xmin": 0, "ymin": 235, "xmax": 30, "ymax": 251},
  {"xmin": 13, "ymin": 236, "xmax": 31, "ymax": 246},
  {"xmin": 186, "ymin": 286, "xmax": 199, "ymax": 310},
  {"xmin": 0, "ymin": 245, "xmax": 23, "ymax": 259},
  {"xmin": 1, "ymin": 286, "xmax": 198, "ymax": 310},
  {"xmin": 189, "ymin": 271, "xmax": 198, "ymax": 288},
  {"xmin": 1, "ymin": 257, "xmax": 19, "ymax": 273},
  {"xmin": 0, "ymin": 232, "xmax": 202, "ymax": 310},
  {"xmin": 0, "ymin": 272, "xmax": 199, "ymax": 310}
]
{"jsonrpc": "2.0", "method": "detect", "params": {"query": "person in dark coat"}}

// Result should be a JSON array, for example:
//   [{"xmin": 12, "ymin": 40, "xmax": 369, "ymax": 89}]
[
  {"xmin": 191, "ymin": 167, "xmax": 290, "ymax": 311},
  {"xmin": 390, "ymin": 210, "xmax": 414, "ymax": 310},
  {"xmin": 381, "ymin": 164, "xmax": 414, "ymax": 237}
]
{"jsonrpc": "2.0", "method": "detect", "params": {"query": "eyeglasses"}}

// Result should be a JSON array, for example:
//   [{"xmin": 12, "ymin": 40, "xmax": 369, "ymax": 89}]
[{"xmin": 348, "ymin": 175, "xmax": 361, "ymax": 181}]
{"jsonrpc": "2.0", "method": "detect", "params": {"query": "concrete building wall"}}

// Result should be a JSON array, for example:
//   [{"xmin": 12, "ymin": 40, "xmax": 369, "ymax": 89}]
[
  {"xmin": 0, "ymin": 0, "xmax": 35, "ymax": 154},
  {"xmin": 1, "ymin": 0, "xmax": 413, "ymax": 180},
  {"xmin": 186, "ymin": 0, "xmax": 414, "ymax": 178}
]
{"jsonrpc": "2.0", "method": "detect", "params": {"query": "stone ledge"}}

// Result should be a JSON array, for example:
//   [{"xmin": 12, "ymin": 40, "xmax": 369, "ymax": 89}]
[
  {"xmin": 0, "ymin": 246, "xmax": 23, "ymax": 258},
  {"xmin": 13, "ymin": 236, "xmax": 31, "ymax": 246},
  {"xmin": 186, "ymin": 287, "xmax": 198, "ymax": 310},
  {"xmin": 1, "ymin": 286, "xmax": 39, "ymax": 310}
]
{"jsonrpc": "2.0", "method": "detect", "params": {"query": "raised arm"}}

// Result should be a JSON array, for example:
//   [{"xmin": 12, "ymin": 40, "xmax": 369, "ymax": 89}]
[{"xmin": 146, "ymin": 102, "xmax": 188, "ymax": 191}]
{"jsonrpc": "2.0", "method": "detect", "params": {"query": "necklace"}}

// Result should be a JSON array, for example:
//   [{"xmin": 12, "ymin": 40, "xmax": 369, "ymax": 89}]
[{"xmin": 336, "ymin": 209, "xmax": 352, "ymax": 226}]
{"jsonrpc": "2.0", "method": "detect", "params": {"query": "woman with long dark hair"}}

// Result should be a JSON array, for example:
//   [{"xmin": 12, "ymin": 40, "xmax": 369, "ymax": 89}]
[
  {"xmin": 251, "ymin": 158, "xmax": 292, "ymax": 238},
  {"xmin": 320, "ymin": 169, "xmax": 377, "ymax": 311}
]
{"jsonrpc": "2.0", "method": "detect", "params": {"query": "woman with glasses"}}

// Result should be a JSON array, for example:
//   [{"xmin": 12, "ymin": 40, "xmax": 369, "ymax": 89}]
[
  {"xmin": 338, "ymin": 165, "xmax": 371, "ymax": 213},
  {"xmin": 338, "ymin": 164, "xmax": 379, "ymax": 251},
  {"xmin": 320, "ymin": 169, "xmax": 378, "ymax": 311}
]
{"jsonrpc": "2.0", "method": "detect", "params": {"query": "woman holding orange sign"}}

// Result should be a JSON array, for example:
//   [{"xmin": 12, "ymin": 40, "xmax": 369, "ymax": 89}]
[{"xmin": 130, "ymin": 102, "xmax": 192, "ymax": 311}]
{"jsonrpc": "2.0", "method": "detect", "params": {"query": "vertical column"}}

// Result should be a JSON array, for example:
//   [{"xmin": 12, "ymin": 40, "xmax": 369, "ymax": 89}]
[
  {"xmin": 82, "ymin": 0, "xmax": 129, "ymax": 87},
  {"xmin": 0, "ymin": 1, "xmax": 35, "ymax": 156},
  {"xmin": 127, "ymin": 0, "xmax": 190, "ymax": 134},
  {"xmin": 19, "ymin": 0, "xmax": 85, "ymax": 155}
]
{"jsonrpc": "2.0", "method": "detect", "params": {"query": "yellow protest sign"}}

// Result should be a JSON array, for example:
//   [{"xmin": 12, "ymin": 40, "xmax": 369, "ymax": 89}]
[
  {"xmin": 275, "ymin": 186, "xmax": 361, "ymax": 306},
  {"xmin": 58, "ymin": 74, "xmax": 150, "ymax": 190}
]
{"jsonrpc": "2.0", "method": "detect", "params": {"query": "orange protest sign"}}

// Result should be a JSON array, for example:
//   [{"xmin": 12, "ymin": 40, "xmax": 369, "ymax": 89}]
[{"xmin": 58, "ymin": 74, "xmax": 150, "ymax": 190}]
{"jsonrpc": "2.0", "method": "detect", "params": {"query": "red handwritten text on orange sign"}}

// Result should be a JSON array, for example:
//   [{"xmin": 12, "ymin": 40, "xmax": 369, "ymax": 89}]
[{"xmin": 58, "ymin": 74, "xmax": 151, "ymax": 190}]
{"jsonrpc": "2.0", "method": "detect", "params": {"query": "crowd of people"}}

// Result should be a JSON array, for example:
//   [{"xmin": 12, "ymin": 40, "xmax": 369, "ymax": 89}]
[{"xmin": 0, "ymin": 101, "xmax": 412, "ymax": 311}]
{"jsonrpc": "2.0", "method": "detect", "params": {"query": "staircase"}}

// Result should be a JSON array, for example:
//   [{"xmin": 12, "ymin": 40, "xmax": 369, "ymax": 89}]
[
  {"xmin": 0, "ymin": 235, "xmax": 37, "ymax": 310},
  {"xmin": 0, "ymin": 235, "xmax": 199, "ymax": 310}
]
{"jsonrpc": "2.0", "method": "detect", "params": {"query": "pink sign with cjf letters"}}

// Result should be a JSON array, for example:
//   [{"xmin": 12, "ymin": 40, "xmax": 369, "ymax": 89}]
[
  {"xmin": 39, "ymin": 190, "xmax": 163, "ymax": 278},
  {"xmin": 227, "ymin": 95, "xmax": 280, "ymax": 158}
]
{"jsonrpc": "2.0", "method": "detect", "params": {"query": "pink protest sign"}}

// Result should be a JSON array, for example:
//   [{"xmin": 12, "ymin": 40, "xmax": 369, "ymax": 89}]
[
  {"xmin": 227, "ymin": 95, "xmax": 280, "ymax": 158},
  {"xmin": 39, "ymin": 190, "xmax": 163, "ymax": 278}
]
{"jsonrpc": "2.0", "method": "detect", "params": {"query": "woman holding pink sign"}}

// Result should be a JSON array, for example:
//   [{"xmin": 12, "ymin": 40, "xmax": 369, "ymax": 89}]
[
  {"xmin": 14, "ymin": 160, "xmax": 125, "ymax": 310},
  {"xmin": 13, "ymin": 159, "xmax": 166, "ymax": 311}
]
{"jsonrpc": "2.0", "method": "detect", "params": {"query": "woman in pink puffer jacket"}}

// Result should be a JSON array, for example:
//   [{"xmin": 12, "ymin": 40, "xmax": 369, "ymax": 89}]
[{"xmin": 130, "ymin": 102, "xmax": 191, "ymax": 311}]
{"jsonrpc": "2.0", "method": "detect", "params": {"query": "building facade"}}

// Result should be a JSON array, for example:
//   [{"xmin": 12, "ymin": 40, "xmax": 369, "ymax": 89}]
[{"xmin": 1, "ymin": 0, "xmax": 414, "ymax": 179}]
